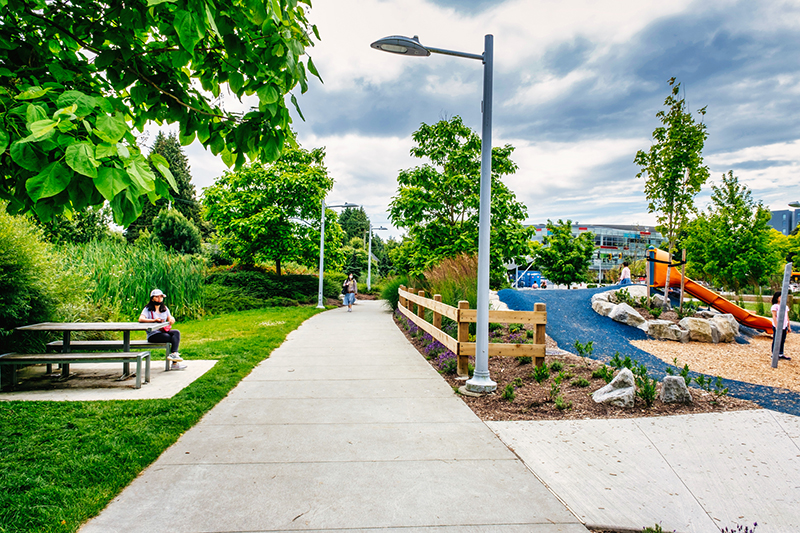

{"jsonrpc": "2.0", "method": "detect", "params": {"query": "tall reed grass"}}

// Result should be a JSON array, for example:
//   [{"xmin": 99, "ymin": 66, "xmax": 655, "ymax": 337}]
[
  {"xmin": 66, "ymin": 240, "xmax": 205, "ymax": 321},
  {"xmin": 423, "ymin": 254, "xmax": 478, "ymax": 309}
]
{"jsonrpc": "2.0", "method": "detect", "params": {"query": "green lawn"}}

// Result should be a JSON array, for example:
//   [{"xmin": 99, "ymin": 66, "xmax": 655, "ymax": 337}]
[{"xmin": 0, "ymin": 306, "xmax": 322, "ymax": 533}]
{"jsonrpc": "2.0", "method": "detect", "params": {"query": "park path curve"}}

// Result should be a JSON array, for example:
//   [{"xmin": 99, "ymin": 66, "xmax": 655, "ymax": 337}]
[{"xmin": 79, "ymin": 300, "xmax": 586, "ymax": 533}]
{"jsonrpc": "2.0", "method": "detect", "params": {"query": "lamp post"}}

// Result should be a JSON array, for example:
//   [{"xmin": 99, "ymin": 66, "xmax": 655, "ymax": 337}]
[
  {"xmin": 317, "ymin": 200, "xmax": 359, "ymax": 309},
  {"xmin": 371, "ymin": 34, "xmax": 496, "ymax": 393},
  {"xmin": 368, "ymin": 224, "xmax": 388, "ymax": 291}
]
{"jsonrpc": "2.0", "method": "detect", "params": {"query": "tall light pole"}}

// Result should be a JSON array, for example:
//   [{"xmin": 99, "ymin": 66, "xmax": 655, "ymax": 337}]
[
  {"xmin": 371, "ymin": 34, "xmax": 496, "ymax": 393},
  {"xmin": 368, "ymin": 224, "xmax": 388, "ymax": 291},
  {"xmin": 317, "ymin": 200, "xmax": 359, "ymax": 309}
]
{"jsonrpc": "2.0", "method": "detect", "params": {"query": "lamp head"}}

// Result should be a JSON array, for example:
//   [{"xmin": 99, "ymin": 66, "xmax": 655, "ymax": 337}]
[
  {"xmin": 790, "ymin": 201, "xmax": 800, "ymax": 208},
  {"xmin": 370, "ymin": 35, "xmax": 430, "ymax": 56}
]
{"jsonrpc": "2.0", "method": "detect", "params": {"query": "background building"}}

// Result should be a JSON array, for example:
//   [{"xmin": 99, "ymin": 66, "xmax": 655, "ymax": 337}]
[{"xmin": 769, "ymin": 210, "xmax": 800, "ymax": 236}]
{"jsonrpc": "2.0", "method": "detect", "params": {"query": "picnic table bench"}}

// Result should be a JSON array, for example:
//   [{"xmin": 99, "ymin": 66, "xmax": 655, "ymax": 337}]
[
  {"xmin": 0, "ymin": 351, "xmax": 151, "ymax": 390},
  {"xmin": 47, "ymin": 340, "xmax": 173, "ymax": 370}
]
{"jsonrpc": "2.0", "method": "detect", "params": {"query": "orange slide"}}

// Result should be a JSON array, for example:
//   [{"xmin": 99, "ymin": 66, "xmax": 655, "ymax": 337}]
[{"xmin": 647, "ymin": 247, "xmax": 774, "ymax": 333}]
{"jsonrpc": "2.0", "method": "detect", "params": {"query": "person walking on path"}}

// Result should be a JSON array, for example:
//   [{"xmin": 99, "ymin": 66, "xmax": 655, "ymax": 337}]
[
  {"xmin": 342, "ymin": 273, "xmax": 357, "ymax": 312},
  {"xmin": 139, "ymin": 288, "xmax": 186, "ymax": 370},
  {"xmin": 772, "ymin": 291, "xmax": 791, "ymax": 360},
  {"xmin": 619, "ymin": 261, "xmax": 632, "ymax": 286}
]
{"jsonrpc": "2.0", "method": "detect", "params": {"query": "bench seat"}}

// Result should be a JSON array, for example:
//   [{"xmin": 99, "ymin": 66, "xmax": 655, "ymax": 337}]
[
  {"xmin": 0, "ymin": 351, "xmax": 150, "ymax": 390},
  {"xmin": 47, "ymin": 340, "xmax": 172, "ymax": 370}
]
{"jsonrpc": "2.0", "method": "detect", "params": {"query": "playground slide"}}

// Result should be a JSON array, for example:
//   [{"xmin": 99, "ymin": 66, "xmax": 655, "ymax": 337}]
[{"xmin": 647, "ymin": 247, "xmax": 774, "ymax": 333}]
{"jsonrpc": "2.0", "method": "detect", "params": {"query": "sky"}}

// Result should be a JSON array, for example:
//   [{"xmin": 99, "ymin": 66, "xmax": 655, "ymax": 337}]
[{"xmin": 147, "ymin": 0, "xmax": 800, "ymax": 240}]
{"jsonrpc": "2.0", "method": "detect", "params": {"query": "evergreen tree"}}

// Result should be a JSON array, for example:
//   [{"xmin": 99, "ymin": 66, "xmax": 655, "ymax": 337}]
[
  {"xmin": 339, "ymin": 207, "xmax": 370, "ymax": 243},
  {"xmin": 126, "ymin": 132, "xmax": 201, "ymax": 242}
]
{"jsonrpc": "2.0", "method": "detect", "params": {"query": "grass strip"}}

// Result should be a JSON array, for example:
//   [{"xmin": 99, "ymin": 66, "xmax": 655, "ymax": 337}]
[{"xmin": 0, "ymin": 306, "xmax": 322, "ymax": 533}]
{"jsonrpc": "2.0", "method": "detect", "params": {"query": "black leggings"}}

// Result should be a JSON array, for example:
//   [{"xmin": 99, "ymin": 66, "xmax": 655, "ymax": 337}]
[
  {"xmin": 148, "ymin": 330, "xmax": 180, "ymax": 352},
  {"xmin": 772, "ymin": 328, "xmax": 787, "ymax": 356}
]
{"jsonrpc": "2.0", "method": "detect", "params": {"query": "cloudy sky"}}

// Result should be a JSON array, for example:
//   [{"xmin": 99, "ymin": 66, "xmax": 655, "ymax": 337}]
[{"xmin": 151, "ymin": 0, "xmax": 800, "ymax": 239}]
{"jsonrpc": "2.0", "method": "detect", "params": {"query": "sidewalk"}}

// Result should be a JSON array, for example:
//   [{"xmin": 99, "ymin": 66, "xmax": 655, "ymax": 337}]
[{"xmin": 80, "ymin": 300, "xmax": 587, "ymax": 533}]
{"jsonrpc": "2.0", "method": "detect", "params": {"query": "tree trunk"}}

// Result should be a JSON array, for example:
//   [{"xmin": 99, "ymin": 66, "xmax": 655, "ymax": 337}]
[{"xmin": 276, "ymin": 257, "xmax": 282, "ymax": 276}]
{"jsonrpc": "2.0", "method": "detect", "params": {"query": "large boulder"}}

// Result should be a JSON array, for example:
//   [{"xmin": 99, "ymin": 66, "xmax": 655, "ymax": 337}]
[
  {"xmin": 592, "ymin": 368, "xmax": 636, "ymax": 408},
  {"xmin": 652, "ymin": 293, "xmax": 666, "ymax": 308},
  {"xmin": 678, "ymin": 317, "xmax": 719, "ymax": 343},
  {"xmin": 609, "ymin": 303, "xmax": 648, "ymax": 331},
  {"xmin": 592, "ymin": 300, "xmax": 616, "ymax": 317},
  {"xmin": 616, "ymin": 285, "xmax": 649, "ymax": 299},
  {"xmin": 659, "ymin": 376, "xmax": 693, "ymax": 403},
  {"xmin": 591, "ymin": 291, "xmax": 613, "ymax": 303},
  {"xmin": 646, "ymin": 320, "xmax": 690, "ymax": 342},
  {"xmin": 711, "ymin": 314, "xmax": 739, "ymax": 343},
  {"xmin": 696, "ymin": 309, "xmax": 719, "ymax": 319}
]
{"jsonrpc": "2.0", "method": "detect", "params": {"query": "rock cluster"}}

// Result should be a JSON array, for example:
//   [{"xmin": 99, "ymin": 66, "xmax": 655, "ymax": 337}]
[{"xmin": 591, "ymin": 288, "xmax": 739, "ymax": 343}]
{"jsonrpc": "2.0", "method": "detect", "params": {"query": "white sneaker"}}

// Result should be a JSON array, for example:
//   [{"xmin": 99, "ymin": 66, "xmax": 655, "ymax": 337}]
[
  {"xmin": 167, "ymin": 352, "xmax": 183, "ymax": 362},
  {"xmin": 170, "ymin": 362, "xmax": 187, "ymax": 370}
]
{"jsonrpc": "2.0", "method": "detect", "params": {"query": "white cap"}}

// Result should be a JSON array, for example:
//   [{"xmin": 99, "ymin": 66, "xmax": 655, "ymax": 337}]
[{"xmin": 150, "ymin": 289, "xmax": 165, "ymax": 297}]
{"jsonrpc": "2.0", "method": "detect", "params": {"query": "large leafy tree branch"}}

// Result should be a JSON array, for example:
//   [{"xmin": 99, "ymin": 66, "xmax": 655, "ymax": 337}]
[
  {"xmin": 203, "ymin": 144, "xmax": 342, "ymax": 275},
  {"xmin": 634, "ymin": 78, "xmax": 709, "ymax": 307},
  {"xmin": 0, "ymin": 0, "xmax": 321, "ymax": 225},
  {"xmin": 388, "ymin": 116, "xmax": 531, "ymax": 284}
]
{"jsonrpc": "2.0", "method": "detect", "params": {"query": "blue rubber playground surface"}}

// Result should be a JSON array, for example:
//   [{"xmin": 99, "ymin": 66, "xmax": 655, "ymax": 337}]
[{"xmin": 499, "ymin": 284, "xmax": 800, "ymax": 416}]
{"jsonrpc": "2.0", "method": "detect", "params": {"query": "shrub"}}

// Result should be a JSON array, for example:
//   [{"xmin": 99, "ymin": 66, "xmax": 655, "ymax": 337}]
[
  {"xmin": 202, "ymin": 284, "xmax": 269, "ymax": 315},
  {"xmin": 508, "ymin": 323, "xmax": 523, "ymax": 334},
  {"xmin": 532, "ymin": 364, "xmax": 550, "ymax": 383},
  {"xmin": 206, "ymin": 267, "xmax": 324, "ymax": 302},
  {"xmin": 592, "ymin": 366, "xmax": 614, "ymax": 383},
  {"xmin": 517, "ymin": 356, "xmax": 532, "ymax": 365},
  {"xmin": 633, "ymin": 363, "xmax": 658, "ymax": 408},
  {"xmin": 513, "ymin": 377, "xmax": 524, "ymax": 387},
  {"xmin": 502, "ymin": 383, "xmax": 516, "ymax": 402},
  {"xmin": 554, "ymin": 395, "xmax": 572, "ymax": 410},
  {"xmin": 574, "ymin": 340, "xmax": 594, "ymax": 357},
  {"xmin": 526, "ymin": 330, "xmax": 534, "ymax": 339},
  {"xmin": 549, "ymin": 360, "xmax": 564, "ymax": 372},
  {"xmin": 665, "ymin": 357, "xmax": 691, "ymax": 387},
  {"xmin": 152, "ymin": 208, "xmax": 202, "ymax": 255},
  {"xmin": 423, "ymin": 254, "xmax": 478, "ymax": 309},
  {"xmin": 609, "ymin": 352, "xmax": 633, "ymax": 370},
  {"xmin": 380, "ymin": 275, "xmax": 410, "ymax": 310},
  {"xmin": 436, "ymin": 351, "xmax": 458, "ymax": 374},
  {"xmin": 650, "ymin": 306, "xmax": 662, "ymax": 318},
  {"xmin": 571, "ymin": 377, "xmax": 590, "ymax": 387}
]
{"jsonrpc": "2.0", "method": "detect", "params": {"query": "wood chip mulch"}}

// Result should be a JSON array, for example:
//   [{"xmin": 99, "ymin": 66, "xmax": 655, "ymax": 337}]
[
  {"xmin": 393, "ymin": 314, "xmax": 759, "ymax": 421},
  {"xmin": 632, "ymin": 331, "xmax": 800, "ymax": 392}
]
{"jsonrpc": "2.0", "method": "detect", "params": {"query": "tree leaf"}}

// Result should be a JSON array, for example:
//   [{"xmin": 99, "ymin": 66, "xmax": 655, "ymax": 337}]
[
  {"xmin": 29, "ymin": 119, "xmax": 58, "ymax": 139},
  {"xmin": 228, "ymin": 72, "xmax": 244, "ymax": 94},
  {"xmin": 26, "ymin": 104, "xmax": 47, "ymax": 124},
  {"xmin": 94, "ymin": 114, "xmax": 128, "ymax": 143},
  {"xmin": 204, "ymin": 2, "xmax": 221, "ymax": 38},
  {"xmin": 306, "ymin": 56, "xmax": 322, "ymax": 83},
  {"xmin": 290, "ymin": 94, "xmax": 305, "ymax": 121},
  {"xmin": 66, "ymin": 142, "xmax": 99, "ymax": 178},
  {"xmin": 57, "ymin": 91, "xmax": 97, "ymax": 117},
  {"xmin": 126, "ymin": 155, "xmax": 157, "ymax": 192},
  {"xmin": 147, "ymin": 0, "xmax": 175, "ymax": 5},
  {"xmin": 258, "ymin": 84, "xmax": 279, "ymax": 105},
  {"xmin": 150, "ymin": 153, "xmax": 179, "ymax": 192},
  {"xmin": 95, "ymin": 166, "xmax": 129, "ymax": 201},
  {"xmin": 15, "ymin": 86, "xmax": 50, "ymax": 100},
  {"xmin": 221, "ymin": 148, "xmax": 235, "ymax": 168},
  {"xmin": 0, "ymin": 127, "xmax": 9, "ymax": 156},
  {"xmin": 26, "ymin": 161, "xmax": 72, "ymax": 201},
  {"xmin": 10, "ymin": 140, "xmax": 40, "ymax": 171},
  {"xmin": 173, "ymin": 9, "xmax": 203, "ymax": 53},
  {"xmin": 95, "ymin": 143, "xmax": 117, "ymax": 159}
]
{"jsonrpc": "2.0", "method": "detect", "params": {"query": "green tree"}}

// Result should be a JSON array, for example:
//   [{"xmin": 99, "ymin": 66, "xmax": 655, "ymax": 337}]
[
  {"xmin": 343, "ymin": 237, "xmax": 368, "ymax": 278},
  {"xmin": 152, "ymin": 208, "xmax": 202, "ymax": 255},
  {"xmin": 0, "ymin": 0, "xmax": 320, "ymax": 226},
  {"xmin": 388, "ymin": 116, "xmax": 531, "ymax": 285},
  {"xmin": 339, "ymin": 206, "xmax": 369, "ymax": 243},
  {"xmin": 203, "ymin": 145, "xmax": 341, "ymax": 275},
  {"xmin": 38, "ymin": 204, "xmax": 111, "ymax": 244},
  {"xmin": 682, "ymin": 172, "xmax": 780, "ymax": 292},
  {"xmin": 126, "ymin": 132, "xmax": 201, "ymax": 242},
  {"xmin": 535, "ymin": 219, "xmax": 594, "ymax": 289},
  {"xmin": 634, "ymin": 78, "xmax": 710, "ymax": 307}
]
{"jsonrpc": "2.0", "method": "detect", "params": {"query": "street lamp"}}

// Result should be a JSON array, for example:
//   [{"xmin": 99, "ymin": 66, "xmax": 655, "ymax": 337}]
[
  {"xmin": 317, "ymin": 200, "xmax": 359, "ymax": 309},
  {"xmin": 368, "ymin": 224, "xmax": 388, "ymax": 291},
  {"xmin": 371, "ymin": 33, "xmax": 496, "ymax": 393},
  {"xmin": 789, "ymin": 202, "xmax": 800, "ymax": 208}
]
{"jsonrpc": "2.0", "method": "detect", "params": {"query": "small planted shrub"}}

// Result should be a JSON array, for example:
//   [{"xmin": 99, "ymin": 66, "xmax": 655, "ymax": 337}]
[
  {"xmin": 549, "ymin": 382, "xmax": 560, "ymax": 400},
  {"xmin": 571, "ymin": 377, "xmax": 590, "ymax": 388},
  {"xmin": 633, "ymin": 363, "xmax": 658, "ymax": 408},
  {"xmin": 549, "ymin": 360, "xmax": 564, "ymax": 372},
  {"xmin": 650, "ymin": 306, "xmax": 662, "ymax": 319},
  {"xmin": 665, "ymin": 357, "xmax": 692, "ymax": 387},
  {"xmin": 526, "ymin": 330, "xmax": 534, "ymax": 339},
  {"xmin": 508, "ymin": 323, "xmax": 523, "ymax": 334},
  {"xmin": 517, "ymin": 356, "xmax": 532, "ymax": 365},
  {"xmin": 574, "ymin": 340, "xmax": 594, "ymax": 357},
  {"xmin": 502, "ymin": 383, "xmax": 516, "ymax": 402},
  {"xmin": 488, "ymin": 322, "xmax": 503, "ymax": 332},
  {"xmin": 532, "ymin": 364, "xmax": 550, "ymax": 383},
  {"xmin": 609, "ymin": 352, "xmax": 633, "ymax": 370},
  {"xmin": 554, "ymin": 394, "xmax": 572, "ymax": 410},
  {"xmin": 592, "ymin": 366, "xmax": 615, "ymax": 383},
  {"xmin": 513, "ymin": 377, "xmax": 524, "ymax": 388},
  {"xmin": 152, "ymin": 208, "xmax": 202, "ymax": 255},
  {"xmin": 436, "ymin": 351, "xmax": 458, "ymax": 374},
  {"xmin": 713, "ymin": 376, "xmax": 729, "ymax": 398}
]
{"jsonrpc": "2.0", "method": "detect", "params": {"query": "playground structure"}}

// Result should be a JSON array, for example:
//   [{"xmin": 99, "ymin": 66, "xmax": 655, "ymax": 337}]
[{"xmin": 647, "ymin": 246, "xmax": 774, "ymax": 333}]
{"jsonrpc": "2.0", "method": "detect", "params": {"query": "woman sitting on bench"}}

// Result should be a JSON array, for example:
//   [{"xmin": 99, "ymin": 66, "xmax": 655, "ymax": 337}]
[{"xmin": 139, "ymin": 288, "xmax": 186, "ymax": 370}]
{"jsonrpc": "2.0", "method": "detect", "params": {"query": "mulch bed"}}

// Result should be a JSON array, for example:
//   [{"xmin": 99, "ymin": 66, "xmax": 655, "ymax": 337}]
[{"xmin": 393, "ymin": 312, "xmax": 759, "ymax": 421}]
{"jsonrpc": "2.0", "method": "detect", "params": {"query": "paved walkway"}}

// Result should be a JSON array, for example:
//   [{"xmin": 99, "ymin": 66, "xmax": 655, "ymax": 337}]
[{"xmin": 80, "ymin": 300, "xmax": 586, "ymax": 533}]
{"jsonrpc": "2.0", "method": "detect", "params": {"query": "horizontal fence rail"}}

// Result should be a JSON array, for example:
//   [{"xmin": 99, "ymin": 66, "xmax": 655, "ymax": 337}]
[{"xmin": 397, "ymin": 286, "xmax": 547, "ymax": 377}]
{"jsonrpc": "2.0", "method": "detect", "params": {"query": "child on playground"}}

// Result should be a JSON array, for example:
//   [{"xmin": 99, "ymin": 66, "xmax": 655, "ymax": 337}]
[{"xmin": 771, "ymin": 291, "xmax": 791, "ymax": 361}]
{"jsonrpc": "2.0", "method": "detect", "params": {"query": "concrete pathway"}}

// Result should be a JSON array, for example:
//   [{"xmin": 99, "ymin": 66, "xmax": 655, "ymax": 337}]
[
  {"xmin": 489, "ymin": 409, "xmax": 800, "ymax": 533},
  {"xmin": 80, "ymin": 300, "xmax": 587, "ymax": 533}
]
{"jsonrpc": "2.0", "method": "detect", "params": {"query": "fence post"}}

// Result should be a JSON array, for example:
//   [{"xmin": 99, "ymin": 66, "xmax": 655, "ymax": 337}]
[
  {"xmin": 457, "ymin": 300, "xmax": 470, "ymax": 377},
  {"xmin": 534, "ymin": 302, "xmax": 546, "ymax": 368},
  {"xmin": 399, "ymin": 285, "xmax": 406, "ymax": 308},
  {"xmin": 417, "ymin": 290, "xmax": 425, "ymax": 318},
  {"xmin": 433, "ymin": 294, "xmax": 442, "ymax": 331}
]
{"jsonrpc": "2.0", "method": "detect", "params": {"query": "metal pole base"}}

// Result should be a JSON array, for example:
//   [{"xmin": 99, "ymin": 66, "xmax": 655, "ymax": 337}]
[
  {"xmin": 316, "ymin": 304, "xmax": 325, "ymax": 309},
  {"xmin": 465, "ymin": 371, "xmax": 496, "ymax": 394}
]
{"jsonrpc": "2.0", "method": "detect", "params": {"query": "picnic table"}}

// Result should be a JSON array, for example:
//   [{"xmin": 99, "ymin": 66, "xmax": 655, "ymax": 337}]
[{"xmin": 14, "ymin": 321, "xmax": 168, "ymax": 380}]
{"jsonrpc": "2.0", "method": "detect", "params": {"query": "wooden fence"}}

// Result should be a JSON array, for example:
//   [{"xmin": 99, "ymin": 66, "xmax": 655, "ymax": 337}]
[{"xmin": 397, "ymin": 285, "xmax": 547, "ymax": 377}]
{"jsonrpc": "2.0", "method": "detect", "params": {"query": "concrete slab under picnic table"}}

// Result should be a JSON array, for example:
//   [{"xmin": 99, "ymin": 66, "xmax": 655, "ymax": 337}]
[{"xmin": 0, "ymin": 360, "xmax": 216, "ymax": 401}]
